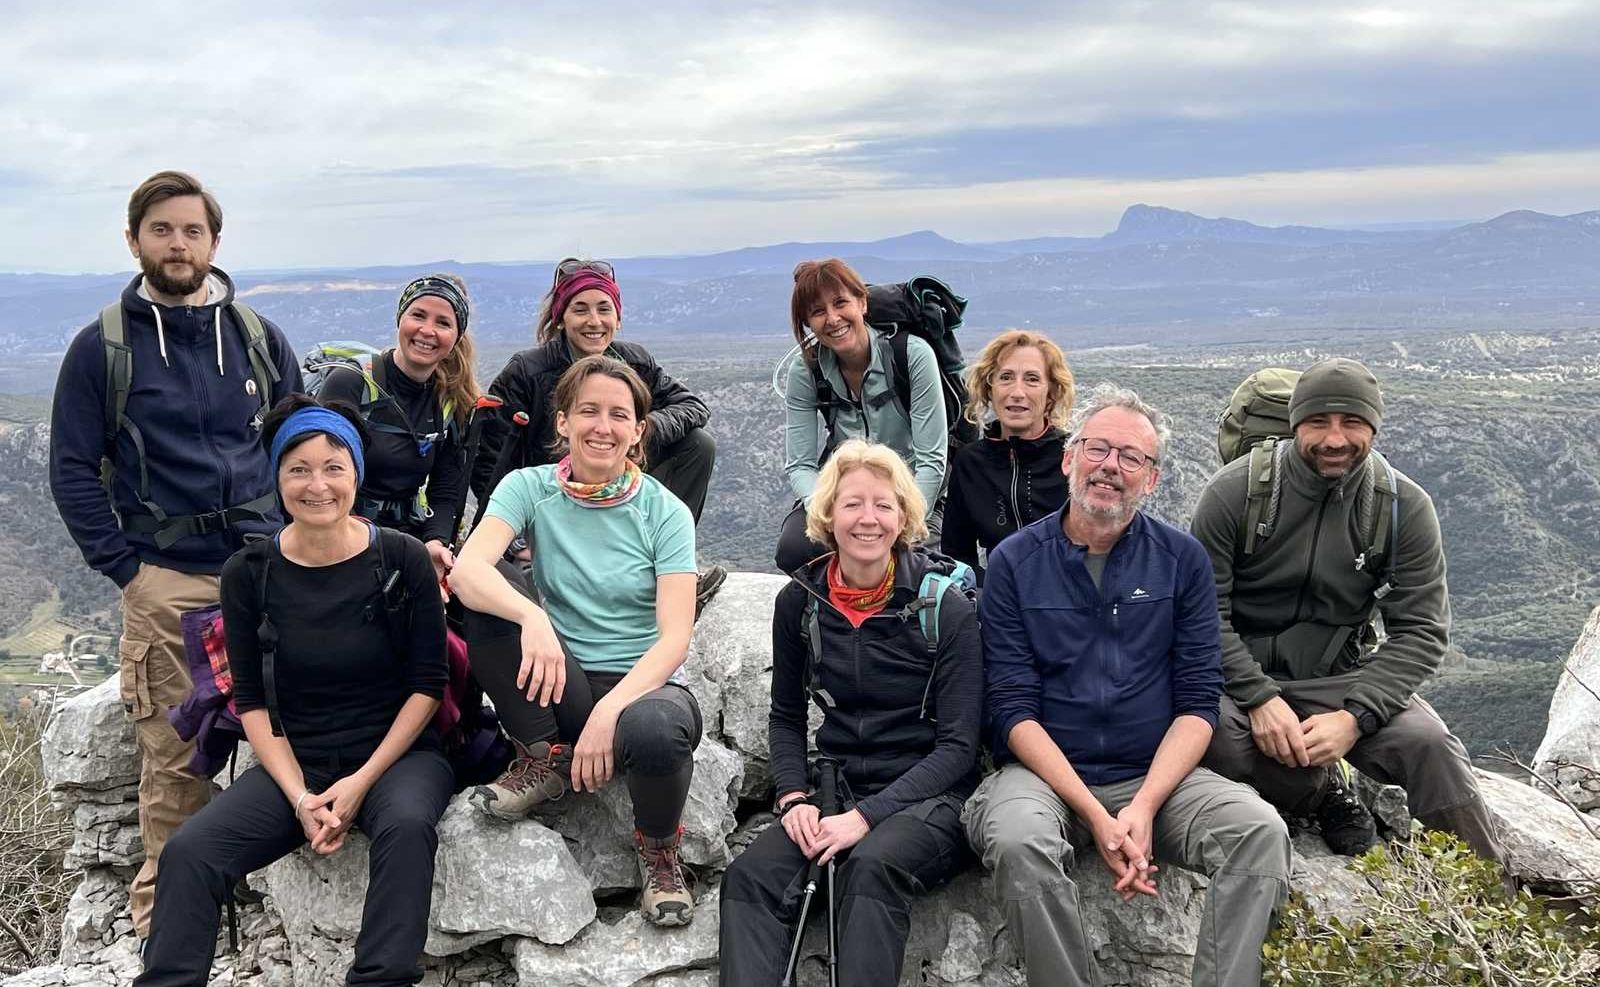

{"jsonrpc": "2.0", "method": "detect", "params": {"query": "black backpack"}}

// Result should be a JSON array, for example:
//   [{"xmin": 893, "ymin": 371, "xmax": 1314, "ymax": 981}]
[{"xmin": 809, "ymin": 276, "xmax": 978, "ymax": 456}]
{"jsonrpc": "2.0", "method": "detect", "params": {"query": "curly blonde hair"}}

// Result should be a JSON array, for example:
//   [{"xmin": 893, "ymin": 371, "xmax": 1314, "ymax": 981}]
[
  {"xmin": 962, "ymin": 329, "xmax": 1075, "ymax": 430},
  {"xmin": 805, "ymin": 440, "xmax": 928, "ymax": 550}
]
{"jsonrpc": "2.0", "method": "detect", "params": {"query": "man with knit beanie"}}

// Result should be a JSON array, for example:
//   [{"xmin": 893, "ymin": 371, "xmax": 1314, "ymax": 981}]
[{"xmin": 1190, "ymin": 358, "xmax": 1505, "ymax": 864}]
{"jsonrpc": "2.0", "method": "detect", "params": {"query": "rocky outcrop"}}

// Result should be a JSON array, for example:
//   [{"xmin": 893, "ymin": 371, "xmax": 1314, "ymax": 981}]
[
  {"xmin": 12, "ymin": 574, "xmax": 1600, "ymax": 987},
  {"xmin": 1533, "ymin": 604, "xmax": 1600, "ymax": 814}
]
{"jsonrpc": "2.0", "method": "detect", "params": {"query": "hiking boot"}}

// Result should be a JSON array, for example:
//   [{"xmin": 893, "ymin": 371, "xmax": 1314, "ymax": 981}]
[
  {"xmin": 1316, "ymin": 769, "xmax": 1379, "ymax": 856},
  {"xmin": 470, "ymin": 740, "xmax": 572, "ymax": 820},
  {"xmin": 695, "ymin": 563, "xmax": 728, "ymax": 619},
  {"xmin": 636, "ymin": 828, "xmax": 694, "ymax": 927}
]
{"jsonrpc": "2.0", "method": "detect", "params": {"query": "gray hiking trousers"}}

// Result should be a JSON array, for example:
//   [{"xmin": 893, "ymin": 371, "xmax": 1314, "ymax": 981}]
[
  {"xmin": 1202, "ymin": 673, "xmax": 1505, "ymax": 864},
  {"xmin": 963, "ymin": 763, "xmax": 1289, "ymax": 987}
]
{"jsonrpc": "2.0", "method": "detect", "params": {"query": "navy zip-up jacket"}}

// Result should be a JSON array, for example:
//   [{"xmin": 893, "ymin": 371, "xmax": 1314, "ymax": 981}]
[
  {"xmin": 49, "ymin": 271, "xmax": 302, "ymax": 587},
  {"xmin": 980, "ymin": 503, "xmax": 1223, "ymax": 785}
]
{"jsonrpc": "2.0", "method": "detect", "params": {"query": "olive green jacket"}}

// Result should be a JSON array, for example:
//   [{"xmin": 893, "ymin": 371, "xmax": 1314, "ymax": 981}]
[{"xmin": 1189, "ymin": 444, "xmax": 1451, "ymax": 725}]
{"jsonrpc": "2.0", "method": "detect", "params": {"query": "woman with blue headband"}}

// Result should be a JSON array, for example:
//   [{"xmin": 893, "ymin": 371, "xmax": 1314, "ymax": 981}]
[
  {"xmin": 320, "ymin": 272, "xmax": 481, "ymax": 578},
  {"xmin": 136, "ymin": 395, "xmax": 452, "ymax": 987}
]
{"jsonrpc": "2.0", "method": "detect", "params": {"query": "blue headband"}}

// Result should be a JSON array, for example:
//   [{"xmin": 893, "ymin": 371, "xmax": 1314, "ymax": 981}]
[{"xmin": 270, "ymin": 407, "xmax": 365, "ymax": 487}]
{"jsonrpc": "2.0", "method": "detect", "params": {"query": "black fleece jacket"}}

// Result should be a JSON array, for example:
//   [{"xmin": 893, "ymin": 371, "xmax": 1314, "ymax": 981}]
[
  {"xmin": 768, "ymin": 549, "xmax": 982, "ymax": 826},
  {"xmin": 470, "ymin": 337, "xmax": 710, "ymax": 502},
  {"xmin": 942, "ymin": 424, "xmax": 1067, "ymax": 579}
]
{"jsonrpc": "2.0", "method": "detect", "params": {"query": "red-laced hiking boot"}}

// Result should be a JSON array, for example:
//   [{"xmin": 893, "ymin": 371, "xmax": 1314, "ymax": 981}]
[
  {"xmin": 636, "ymin": 828, "xmax": 694, "ymax": 927},
  {"xmin": 470, "ymin": 740, "xmax": 572, "ymax": 820}
]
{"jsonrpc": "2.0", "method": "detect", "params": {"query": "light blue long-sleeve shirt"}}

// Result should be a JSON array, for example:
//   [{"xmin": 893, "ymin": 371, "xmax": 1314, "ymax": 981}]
[{"xmin": 782, "ymin": 331, "xmax": 948, "ymax": 515}]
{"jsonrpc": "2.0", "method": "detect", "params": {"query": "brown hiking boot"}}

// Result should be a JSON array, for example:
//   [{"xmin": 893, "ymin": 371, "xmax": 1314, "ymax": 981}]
[
  {"xmin": 470, "ymin": 740, "xmax": 572, "ymax": 820},
  {"xmin": 636, "ymin": 828, "xmax": 694, "ymax": 927},
  {"xmin": 695, "ymin": 563, "xmax": 728, "ymax": 620}
]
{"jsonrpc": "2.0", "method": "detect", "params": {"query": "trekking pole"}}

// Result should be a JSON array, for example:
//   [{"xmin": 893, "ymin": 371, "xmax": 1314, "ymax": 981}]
[{"xmin": 780, "ymin": 756, "xmax": 841, "ymax": 987}]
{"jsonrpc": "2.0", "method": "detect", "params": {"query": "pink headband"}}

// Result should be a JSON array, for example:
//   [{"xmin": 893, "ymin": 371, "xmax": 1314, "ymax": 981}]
[{"xmin": 552, "ymin": 270, "xmax": 622, "ymax": 325}]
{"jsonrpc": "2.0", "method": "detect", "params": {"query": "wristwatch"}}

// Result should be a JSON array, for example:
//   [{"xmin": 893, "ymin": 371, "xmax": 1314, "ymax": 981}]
[{"xmin": 1343, "ymin": 701, "xmax": 1380, "ymax": 737}]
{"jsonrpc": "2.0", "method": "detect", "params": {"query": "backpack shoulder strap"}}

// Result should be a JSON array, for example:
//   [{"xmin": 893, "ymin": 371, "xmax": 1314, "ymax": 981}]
[
  {"xmin": 801, "ymin": 592, "xmax": 834, "ymax": 708},
  {"xmin": 887, "ymin": 327, "xmax": 913, "ymax": 419},
  {"xmin": 1240, "ymin": 438, "xmax": 1279, "ymax": 556},
  {"xmin": 99, "ymin": 302, "xmax": 131, "ymax": 451},
  {"xmin": 228, "ymin": 302, "xmax": 279, "ymax": 429},
  {"xmin": 1368, "ymin": 452, "xmax": 1400, "ymax": 599},
  {"xmin": 249, "ymin": 543, "xmax": 286, "ymax": 738}
]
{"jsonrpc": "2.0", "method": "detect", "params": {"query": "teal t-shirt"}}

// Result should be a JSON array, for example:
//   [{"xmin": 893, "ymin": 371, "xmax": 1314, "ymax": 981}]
[{"xmin": 485, "ymin": 466, "xmax": 697, "ymax": 673}]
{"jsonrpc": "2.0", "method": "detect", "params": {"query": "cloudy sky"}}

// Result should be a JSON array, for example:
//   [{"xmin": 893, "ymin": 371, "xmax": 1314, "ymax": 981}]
[{"xmin": 4, "ymin": 0, "xmax": 1599, "ymax": 272}]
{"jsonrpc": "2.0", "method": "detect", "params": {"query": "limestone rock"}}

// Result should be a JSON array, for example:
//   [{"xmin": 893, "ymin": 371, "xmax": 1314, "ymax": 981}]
[
  {"xmin": 261, "ymin": 798, "xmax": 595, "ymax": 958},
  {"xmin": 432, "ymin": 798, "xmax": 597, "ymax": 947},
  {"xmin": 1533, "ymin": 604, "xmax": 1600, "ymax": 812},
  {"xmin": 57, "ymin": 870, "xmax": 131, "ymax": 965},
  {"xmin": 64, "ymin": 799, "xmax": 142, "ymax": 870},
  {"xmin": 41, "ymin": 678, "xmax": 138, "ymax": 793},
  {"xmin": 1476, "ymin": 768, "xmax": 1600, "ymax": 893},
  {"xmin": 510, "ymin": 887, "xmax": 722, "ymax": 987},
  {"xmin": 533, "ymin": 738, "xmax": 742, "ymax": 893},
  {"xmin": 683, "ymin": 573, "xmax": 786, "ymax": 799}
]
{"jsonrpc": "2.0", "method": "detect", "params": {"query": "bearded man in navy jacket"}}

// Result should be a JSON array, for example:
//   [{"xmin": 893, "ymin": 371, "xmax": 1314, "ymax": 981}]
[
  {"xmin": 49, "ymin": 171, "xmax": 302, "ymax": 938},
  {"xmin": 962, "ymin": 384, "xmax": 1289, "ymax": 987}
]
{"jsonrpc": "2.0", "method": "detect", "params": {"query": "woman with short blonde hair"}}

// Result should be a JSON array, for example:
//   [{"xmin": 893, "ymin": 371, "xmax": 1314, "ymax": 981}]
[
  {"xmin": 942, "ymin": 330, "xmax": 1075, "ymax": 579},
  {"xmin": 721, "ymin": 439, "xmax": 980, "ymax": 986}
]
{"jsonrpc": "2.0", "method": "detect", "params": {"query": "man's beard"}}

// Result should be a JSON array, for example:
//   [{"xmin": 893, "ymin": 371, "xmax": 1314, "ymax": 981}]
[
  {"xmin": 1069, "ymin": 466, "xmax": 1144, "ymax": 524},
  {"xmin": 140, "ymin": 251, "xmax": 210, "ymax": 298}
]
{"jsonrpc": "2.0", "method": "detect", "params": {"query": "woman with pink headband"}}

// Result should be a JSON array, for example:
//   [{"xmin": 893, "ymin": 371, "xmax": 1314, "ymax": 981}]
[{"xmin": 471, "ymin": 258, "xmax": 725, "ymax": 610}]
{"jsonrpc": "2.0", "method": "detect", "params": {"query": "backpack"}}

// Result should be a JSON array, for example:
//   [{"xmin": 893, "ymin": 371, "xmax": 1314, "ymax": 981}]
[
  {"xmin": 800, "ymin": 554, "xmax": 978, "ymax": 722},
  {"xmin": 301, "ymin": 341, "xmax": 458, "ymax": 454},
  {"xmin": 99, "ymin": 300, "xmax": 282, "ymax": 547},
  {"xmin": 783, "ymin": 276, "xmax": 977, "ymax": 459},
  {"xmin": 1217, "ymin": 369, "xmax": 1401, "ymax": 599}
]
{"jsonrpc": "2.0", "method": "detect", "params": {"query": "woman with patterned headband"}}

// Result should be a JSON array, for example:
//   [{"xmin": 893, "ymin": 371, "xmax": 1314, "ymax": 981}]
[
  {"xmin": 136, "ymin": 396, "xmax": 452, "ymax": 987},
  {"xmin": 471, "ymin": 258, "xmax": 725, "ymax": 611},
  {"xmin": 320, "ymin": 272, "xmax": 481, "ymax": 580}
]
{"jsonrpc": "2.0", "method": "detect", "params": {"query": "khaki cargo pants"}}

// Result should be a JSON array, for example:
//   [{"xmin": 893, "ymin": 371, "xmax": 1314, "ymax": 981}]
[{"xmin": 119, "ymin": 563, "xmax": 217, "ymax": 938}]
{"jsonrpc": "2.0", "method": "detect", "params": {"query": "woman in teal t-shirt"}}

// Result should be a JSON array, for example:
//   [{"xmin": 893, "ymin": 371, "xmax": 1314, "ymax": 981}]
[{"xmin": 449, "ymin": 355, "xmax": 701, "ymax": 929}]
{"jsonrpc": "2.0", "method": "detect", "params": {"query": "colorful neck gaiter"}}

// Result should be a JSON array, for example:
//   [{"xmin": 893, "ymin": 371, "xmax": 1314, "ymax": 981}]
[
  {"xmin": 827, "ymin": 553, "xmax": 897, "ymax": 628},
  {"xmin": 555, "ymin": 455, "xmax": 643, "ymax": 509}
]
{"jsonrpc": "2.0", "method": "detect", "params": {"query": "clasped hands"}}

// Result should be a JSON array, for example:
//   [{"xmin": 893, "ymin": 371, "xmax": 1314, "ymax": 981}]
[
  {"xmin": 294, "ymin": 772, "xmax": 374, "ymax": 855},
  {"xmin": 1249, "ymin": 696, "xmax": 1360, "ymax": 768},
  {"xmin": 1089, "ymin": 802, "xmax": 1159, "ymax": 903},
  {"xmin": 778, "ymin": 795, "xmax": 871, "ymax": 866}
]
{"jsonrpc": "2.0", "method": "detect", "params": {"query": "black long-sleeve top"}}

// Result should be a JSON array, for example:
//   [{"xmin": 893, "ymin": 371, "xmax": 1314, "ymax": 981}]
[
  {"xmin": 942, "ymin": 424, "xmax": 1067, "ymax": 581},
  {"xmin": 220, "ymin": 526, "xmax": 447, "ymax": 761},
  {"xmin": 768, "ymin": 549, "xmax": 982, "ymax": 826},
  {"xmin": 320, "ymin": 351, "xmax": 465, "ymax": 545}
]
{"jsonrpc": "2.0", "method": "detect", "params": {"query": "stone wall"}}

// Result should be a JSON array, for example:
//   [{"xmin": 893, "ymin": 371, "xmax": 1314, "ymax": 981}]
[{"xmin": 8, "ymin": 578, "xmax": 1600, "ymax": 987}]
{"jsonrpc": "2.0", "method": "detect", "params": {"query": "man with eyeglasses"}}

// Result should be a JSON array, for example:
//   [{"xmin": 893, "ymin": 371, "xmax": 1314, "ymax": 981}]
[
  {"xmin": 964, "ymin": 383, "xmax": 1289, "ymax": 987},
  {"xmin": 1191, "ymin": 358, "xmax": 1505, "ymax": 866}
]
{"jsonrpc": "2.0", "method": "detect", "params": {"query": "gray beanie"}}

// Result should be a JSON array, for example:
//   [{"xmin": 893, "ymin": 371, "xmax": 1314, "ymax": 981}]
[{"xmin": 1289, "ymin": 358, "xmax": 1384, "ymax": 432}]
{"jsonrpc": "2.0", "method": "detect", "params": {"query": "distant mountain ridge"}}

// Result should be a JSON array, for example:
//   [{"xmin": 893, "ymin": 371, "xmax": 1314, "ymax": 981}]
[{"xmin": 3, "ymin": 204, "xmax": 1598, "ymax": 394}]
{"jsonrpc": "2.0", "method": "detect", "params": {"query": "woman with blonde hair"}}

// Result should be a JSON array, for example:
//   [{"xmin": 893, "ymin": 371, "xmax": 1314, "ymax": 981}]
[
  {"xmin": 320, "ymin": 272, "xmax": 481, "ymax": 579},
  {"xmin": 942, "ymin": 329, "xmax": 1075, "ymax": 579},
  {"xmin": 451, "ymin": 355, "xmax": 703, "ymax": 928},
  {"xmin": 721, "ymin": 439, "xmax": 981, "ymax": 985}
]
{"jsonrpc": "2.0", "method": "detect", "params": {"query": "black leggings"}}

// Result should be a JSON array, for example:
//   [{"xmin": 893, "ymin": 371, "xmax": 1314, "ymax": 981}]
[
  {"xmin": 136, "ymin": 750, "xmax": 453, "ymax": 987},
  {"xmin": 463, "ymin": 602, "xmax": 702, "ymax": 838}
]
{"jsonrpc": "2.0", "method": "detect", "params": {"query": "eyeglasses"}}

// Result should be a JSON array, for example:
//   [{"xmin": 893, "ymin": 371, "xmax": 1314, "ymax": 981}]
[
  {"xmin": 553, "ymin": 257, "xmax": 615, "ymax": 286},
  {"xmin": 1073, "ymin": 437, "xmax": 1157, "ymax": 473}
]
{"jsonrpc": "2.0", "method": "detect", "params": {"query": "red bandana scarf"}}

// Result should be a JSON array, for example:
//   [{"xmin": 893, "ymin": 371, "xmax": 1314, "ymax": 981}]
[{"xmin": 827, "ymin": 554, "xmax": 897, "ymax": 628}]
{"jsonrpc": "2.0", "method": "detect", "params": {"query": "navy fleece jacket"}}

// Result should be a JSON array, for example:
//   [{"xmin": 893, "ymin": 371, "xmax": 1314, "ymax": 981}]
[
  {"xmin": 49, "ymin": 271, "xmax": 302, "ymax": 587},
  {"xmin": 980, "ymin": 505, "xmax": 1224, "ymax": 785}
]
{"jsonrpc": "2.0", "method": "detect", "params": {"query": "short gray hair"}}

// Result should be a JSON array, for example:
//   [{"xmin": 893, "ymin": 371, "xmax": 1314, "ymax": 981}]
[{"xmin": 1067, "ymin": 382, "xmax": 1171, "ymax": 461}]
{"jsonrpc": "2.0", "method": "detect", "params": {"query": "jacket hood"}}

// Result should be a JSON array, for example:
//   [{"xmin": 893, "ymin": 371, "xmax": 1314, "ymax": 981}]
[
  {"xmin": 977, "ymin": 421, "xmax": 1067, "ymax": 459},
  {"xmin": 120, "ymin": 267, "xmax": 241, "ymax": 374}
]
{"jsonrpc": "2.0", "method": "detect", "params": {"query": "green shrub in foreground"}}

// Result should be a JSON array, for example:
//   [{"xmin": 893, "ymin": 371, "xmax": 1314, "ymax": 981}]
[{"xmin": 1264, "ymin": 829, "xmax": 1600, "ymax": 986}]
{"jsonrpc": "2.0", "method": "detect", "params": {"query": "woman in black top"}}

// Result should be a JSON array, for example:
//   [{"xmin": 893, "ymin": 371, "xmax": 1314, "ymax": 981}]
[
  {"xmin": 942, "ymin": 329, "xmax": 1075, "ymax": 580},
  {"xmin": 719, "ymin": 440, "xmax": 981, "ymax": 987},
  {"xmin": 320, "ymin": 273, "xmax": 481, "ymax": 580},
  {"xmin": 136, "ymin": 396, "xmax": 452, "ymax": 987}
]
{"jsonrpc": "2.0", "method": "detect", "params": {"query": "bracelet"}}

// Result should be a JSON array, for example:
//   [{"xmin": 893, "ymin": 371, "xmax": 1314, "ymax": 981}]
[
  {"xmin": 777, "ymin": 795, "xmax": 814, "ymax": 820},
  {"xmin": 294, "ymin": 789, "xmax": 311, "ymax": 813}
]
